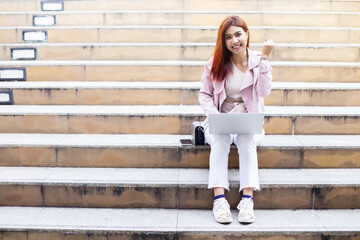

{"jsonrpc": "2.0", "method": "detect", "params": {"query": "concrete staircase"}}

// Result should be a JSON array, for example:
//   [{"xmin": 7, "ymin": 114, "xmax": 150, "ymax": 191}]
[{"xmin": 0, "ymin": 0, "xmax": 359, "ymax": 239}]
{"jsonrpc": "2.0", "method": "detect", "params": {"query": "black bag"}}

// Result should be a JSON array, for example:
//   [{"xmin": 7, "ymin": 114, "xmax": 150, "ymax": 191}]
[{"xmin": 191, "ymin": 121, "xmax": 205, "ymax": 145}]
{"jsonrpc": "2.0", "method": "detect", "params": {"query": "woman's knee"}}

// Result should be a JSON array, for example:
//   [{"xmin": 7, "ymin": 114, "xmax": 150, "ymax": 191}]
[
  {"xmin": 234, "ymin": 134, "xmax": 257, "ymax": 147},
  {"xmin": 207, "ymin": 134, "xmax": 232, "ymax": 148}
]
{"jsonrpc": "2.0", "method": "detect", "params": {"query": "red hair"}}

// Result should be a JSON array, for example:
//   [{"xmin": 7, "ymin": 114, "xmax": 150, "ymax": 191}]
[{"xmin": 211, "ymin": 15, "xmax": 250, "ymax": 82}]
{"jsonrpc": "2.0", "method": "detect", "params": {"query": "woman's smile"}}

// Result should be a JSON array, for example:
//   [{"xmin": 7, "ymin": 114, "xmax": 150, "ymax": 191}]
[{"xmin": 232, "ymin": 43, "xmax": 242, "ymax": 50}]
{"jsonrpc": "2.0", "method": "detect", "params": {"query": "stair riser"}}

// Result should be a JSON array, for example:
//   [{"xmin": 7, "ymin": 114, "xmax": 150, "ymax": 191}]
[
  {"xmin": 3, "ymin": 89, "xmax": 360, "ymax": 106},
  {"xmin": 0, "ymin": 65, "xmax": 359, "ymax": 82},
  {"xmin": 1, "ymin": 0, "xmax": 360, "ymax": 11},
  {"xmin": 0, "ymin": 184, "xmax": 358, "ymax": 209},
  {"xmin": 0, "ymin": 147, "xmax": 358, "ymax": 168},
  {"xmin": 0, "ymin": 115, "xmax": 359, "ymax": 135},
  {"xmin": 1, "ymin": 28, "xmax": 360, "ymax": 44},
  {"xmin": 2, "ymin": 13, "xmax": 360, "ymax": 28},
  {"xmin": 283, "ymin": 90, "xmax": 360, "ymax": 106},
  {"xmin": 5, "ymin": 89, "xmax": 191, "ymax": 105},
  {"xmin": 2, "ymin": 45, "xmax": 359, "ymax": 62}
]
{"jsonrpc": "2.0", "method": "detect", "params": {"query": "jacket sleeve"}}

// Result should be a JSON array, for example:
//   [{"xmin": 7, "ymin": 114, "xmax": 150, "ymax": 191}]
[
  {"xmin": 198, "ymin": 59, "xmax": 220, "ymax": 117},
  {"xmin": 255, "ymin": 59, "xmax": 272, "ymax": 97}
]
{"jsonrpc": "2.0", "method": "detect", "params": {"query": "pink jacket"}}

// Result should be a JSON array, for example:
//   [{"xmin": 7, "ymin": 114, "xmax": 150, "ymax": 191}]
[{"xmin": 198, "ymin": 49, "xmax": 272, "ymax": 126}]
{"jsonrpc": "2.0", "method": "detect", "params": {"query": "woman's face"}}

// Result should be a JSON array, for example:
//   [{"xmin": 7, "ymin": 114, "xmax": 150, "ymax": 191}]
[{"xmin": 224, "ymin": 25, "xmax": 248, "ymax": 55}]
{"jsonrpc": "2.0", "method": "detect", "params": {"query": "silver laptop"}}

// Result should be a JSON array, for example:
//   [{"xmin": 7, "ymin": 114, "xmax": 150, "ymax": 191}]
[{"xmin": 209, "ymin": 113, "xmax": 264, "ymax": 134}]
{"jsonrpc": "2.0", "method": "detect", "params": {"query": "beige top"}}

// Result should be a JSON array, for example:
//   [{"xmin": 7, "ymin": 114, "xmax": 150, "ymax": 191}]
[{"xmin": 221, "ymin": 62, "xmax": 246, "ymax": 113}]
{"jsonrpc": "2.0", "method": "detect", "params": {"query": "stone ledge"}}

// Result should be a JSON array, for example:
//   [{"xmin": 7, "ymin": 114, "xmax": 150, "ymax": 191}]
[
  {"xmin": 1, "ymin": 43, "xmax": 360, "ymax": 48},
  {"xmin": 0, "ymin": 105, "xmax": 359, "ymax": 117},
  {"xmin": 0, "ymin": 207, "xmax": 359, "ymax": 235},
  {"xmin": 1, "ymin": 10, "xmax": 360, "ymax": 14},
  {"xmin": 1, "ymin": 81, "xmax": 360, "ymax": 90},
  {"xmin": 0, "ymin": 167, "xmax": 359, "ymax": 186},
  {"xmin": 1, "ymin": 60, "xmax": 360, "ymax": 67},
  {"xmin": 0, "ymin": 133, "xmax": 359, "ymax": 148},
  {"xmin": 1, "ymin": 25, "xmax": 360, "ymax": 30}
]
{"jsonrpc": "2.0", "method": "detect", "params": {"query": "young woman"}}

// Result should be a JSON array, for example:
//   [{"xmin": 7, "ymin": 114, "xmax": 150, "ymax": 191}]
[{"xmin": 198, "ymin": 15, "xmax": 274, "ymax": 224}]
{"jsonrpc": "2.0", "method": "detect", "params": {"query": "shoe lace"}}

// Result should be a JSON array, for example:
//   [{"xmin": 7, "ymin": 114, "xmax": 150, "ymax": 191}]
[
  {"xmin": 237, "ymin": 199, "xmax": 253, "ymax": 214},
  {"xmin": 215, "ymin": 200, "xmax": 230, "ymax": 216}
]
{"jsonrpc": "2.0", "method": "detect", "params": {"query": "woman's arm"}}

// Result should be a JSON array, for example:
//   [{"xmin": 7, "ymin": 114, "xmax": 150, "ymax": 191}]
[
  {"xmin": 198, "ymin": 59, "xmax": 220, "ymax": 117},
  {"xmin": 256, "ymin": 59, "xmax": 272, "ymax": 97},
  {"xmin": 256, "ymin": 39, "xmax": 274, "ymax": 97}
]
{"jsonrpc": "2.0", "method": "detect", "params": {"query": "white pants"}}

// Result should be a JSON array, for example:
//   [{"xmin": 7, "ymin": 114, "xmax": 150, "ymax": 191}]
[{"xmin": 205, "ymin": 127, "xmax": 264, "ymax": 192}]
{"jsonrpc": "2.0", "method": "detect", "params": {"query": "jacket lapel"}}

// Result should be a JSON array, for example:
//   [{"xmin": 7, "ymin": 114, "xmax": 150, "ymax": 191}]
[
  {"xmin": 240, "ymin": 49, "xmax": 260, "ymax": 91},
  {"xmin": 213, "ymin": 78, "xmax": 225, "ymax": 94}
]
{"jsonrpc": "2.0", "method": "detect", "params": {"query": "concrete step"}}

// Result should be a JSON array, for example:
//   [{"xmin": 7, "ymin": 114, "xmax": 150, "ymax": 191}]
[
  {"xmin": 0, "ymin": 133, "xmax": 359, "ymax": 168},
  {"xmin": 1, "ymin": 26, "xmax": 360, "ymax": 44},
  {"xmin": 1, "ymin": 0, "xmax": 359, "ymax": 12},
  {"xmin": 0, "ymin": 207, "xmax": 359, "ymax": 239},
  {"xmin": 2, "ymin": 43, "xmax": 359, "ymax": 62},
  {"xmin": 0, "ymin": 167, "xmax": 359, "ymax": 209},
  {"xmin": 0, "ymin": 105, "xmax": 359, "ymax": 135},
  {"xmin": 1, "ymin": 81, "xmax": 360, "ymax": 106},
  {"xmin": 1, "ymin": 11, "xmax": 360, "ymax": 27},
  {"xmin": 0, "ymin": 60, "xmax": 359, "ymax": 82}
]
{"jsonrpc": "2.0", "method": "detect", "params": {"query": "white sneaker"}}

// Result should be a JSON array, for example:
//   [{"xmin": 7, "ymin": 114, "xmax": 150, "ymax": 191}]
[
  {"xmin": 237, "ymin": 198, "xmax": 255, "ymax": 223},
  {"xmin": 213, "ymin": 198, "xmax": 233, "ymax": 223}
]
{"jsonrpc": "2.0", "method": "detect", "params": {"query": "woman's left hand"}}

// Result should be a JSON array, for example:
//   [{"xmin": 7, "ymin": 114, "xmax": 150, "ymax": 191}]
[{"xmin": 261, "ymin": 38, "xmax": 274, "ymax": 58}]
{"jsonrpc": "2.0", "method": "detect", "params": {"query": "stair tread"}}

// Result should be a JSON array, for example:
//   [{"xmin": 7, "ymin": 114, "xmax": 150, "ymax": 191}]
[
  {"xmin": 2, "ymin": 10, "xmax": 360, "ymax": 14},
  {"xmin": 0, "ymin": 133, "xmax": 359, "ymax": 148},
  {"xmin": 0, "ymin": 207, "xmax": 359, "ymax": 233},
  {"xmin": 1, "ymin": 42, "xmax": 360, "ymax": 48},
  {"xmin": 0, "ymin": 60, "xmax": 360, "ymax": 67},
  {"xmin": 0, "ymin": 81, "xmax": 201, "ymax": 89},
  {"xmin": 0, "ymin": 105, "xmax": 359, "ymax": 116},
  {"xmin": 1, "ymin": 25, "xmax": 360, "ymax": 30},
  {"xmin": 1, "ymin": 81, "xmax": 360, "ymax": 90},
  {"xmin": 0, "ymin": 167, "xmax": 359, "ymax": 186}
]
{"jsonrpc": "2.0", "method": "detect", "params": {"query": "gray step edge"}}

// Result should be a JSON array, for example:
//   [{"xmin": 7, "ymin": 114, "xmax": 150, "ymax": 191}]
[
  {"xmin": 0, "ymin": 207, "xmax": 359, "ymax": 234},
  {"xmin": 0, "ymin": 60, "xmax": 360, "ymax": 67},
  {"xmin": 0, "ymin": 133, "xmax": 359, "ymax": 148},
  {"xmin": 1, "ymin": 81, "xmax": 360, "ymax": 90},
  {"xmin": 0, "ymin": 105, "xmax": 359, "ymax": 116},
  {"xmin": 1, "ymin": 25, "xmax": 360, "ymax": 30},
  {"xmin": 1, "ymin": 43, "xmax": 360, "ymax": 48},
  {"xmin": 1, "ymin": 10, "xmax": 360, "ymax": 15},
  {"xmin": 0, "ymin": 167, "xmax": 359, "ymax": 187}
]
